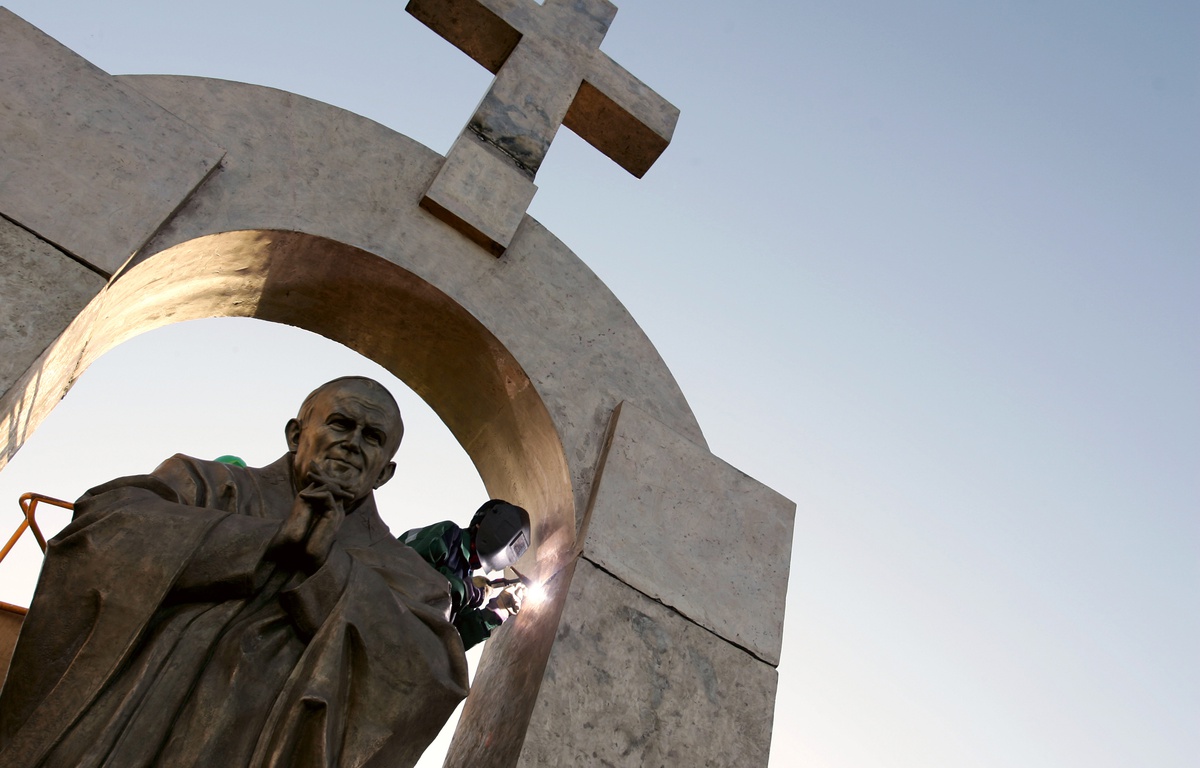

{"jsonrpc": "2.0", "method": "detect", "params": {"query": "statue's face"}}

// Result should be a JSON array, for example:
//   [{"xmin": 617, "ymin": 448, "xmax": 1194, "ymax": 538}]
[{"xmin": 286, "ymin": 380, "xmax": 402, "ymax": 503}]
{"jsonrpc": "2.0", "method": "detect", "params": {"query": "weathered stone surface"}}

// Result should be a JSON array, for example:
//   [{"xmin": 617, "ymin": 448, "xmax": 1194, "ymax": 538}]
[
  {"xmin": 583, "ymin": 401, "xmax": 795, "ymax": 665},
  {"xmin": 563, "ymin": 51, "xmax": 680, "ymax": 178},
  {"xmin": 421, "ymin": 132, "xmax": 538, "ymax": 256},
  {"xmin": 446, "ymin": 558, "xmax": 579, "ymax": 766},
  {"xmin": 519, "ymin": 559, "xmax": 778, "ymax": 767},
  {"xmin": 0, "ymin": 218, "xmax": 104, "ymax": 397},
  {"xmin": 0, "ymin": 9, "xmax": 224, "ymax": 275}
]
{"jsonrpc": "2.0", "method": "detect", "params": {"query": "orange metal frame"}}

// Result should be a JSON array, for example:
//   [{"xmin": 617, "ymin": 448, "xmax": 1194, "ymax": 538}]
[{"xmin": 0, "ymin": 493, "xmax": 75, "ymax": 614}]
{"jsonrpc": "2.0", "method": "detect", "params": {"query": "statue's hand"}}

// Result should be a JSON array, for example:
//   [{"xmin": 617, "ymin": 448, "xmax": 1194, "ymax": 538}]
[
  {"xmin": 296, "ymin": 463, "xmax": 352, "ymax": 574},
  {"xmin": 269, "ymin": 463, "xmax": 351, "ymax": 572},
  {"xmin": 268, "ymin": 495, "xmax": 315, "ymax": 561}
]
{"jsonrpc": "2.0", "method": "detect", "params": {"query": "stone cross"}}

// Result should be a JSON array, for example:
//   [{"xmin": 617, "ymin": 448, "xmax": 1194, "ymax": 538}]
[{"xmin": 407, "ymin": 0, "xmax": 679, "ymax": 255}]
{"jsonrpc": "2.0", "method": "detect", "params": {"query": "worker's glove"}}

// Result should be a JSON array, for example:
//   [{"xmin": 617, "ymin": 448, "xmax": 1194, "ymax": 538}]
[
  {"xmin": 473, "ymin": 575, "xmax": 506, "ymax": 604},
  {"xmin": 489, "ymin": 585, "xmax": 524, "ymax": 617}
]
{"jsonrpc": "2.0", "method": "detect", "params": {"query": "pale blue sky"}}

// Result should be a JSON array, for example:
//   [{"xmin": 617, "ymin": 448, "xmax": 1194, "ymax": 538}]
[{"xmin": 0, "ymin": 1, "xmax": 1195, "ymax": 766}]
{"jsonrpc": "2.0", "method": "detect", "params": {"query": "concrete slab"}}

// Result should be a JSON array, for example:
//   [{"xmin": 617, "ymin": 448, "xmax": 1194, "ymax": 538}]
[
  {"xmin": 0, "ymin": 9, "xmax": 224, "ymax": 275},
  {"xmin": 583, "ymin": 401, "xmax": 795, "ymax": 665},
  {"xmin": 519, "ymin": 559, "xmax": 778, "ymax": 767},
  {"xmin": 0, "ymin": 217, "xmax": 104, "ymax": 398}
]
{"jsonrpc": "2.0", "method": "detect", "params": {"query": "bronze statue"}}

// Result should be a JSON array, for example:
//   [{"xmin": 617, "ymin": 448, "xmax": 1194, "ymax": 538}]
[{"xmin": 0, "ymin": 377, "xmax": 469, "ymax": 767}]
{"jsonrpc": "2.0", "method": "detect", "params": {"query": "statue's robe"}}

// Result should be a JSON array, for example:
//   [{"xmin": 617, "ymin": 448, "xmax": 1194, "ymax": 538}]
[{"xmin": 0, "ymin": 454, "xmax": 469, "ymax": 768}]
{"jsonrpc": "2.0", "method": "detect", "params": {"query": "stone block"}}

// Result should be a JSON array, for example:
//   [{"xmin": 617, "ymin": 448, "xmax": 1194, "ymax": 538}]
[
  {"xmin": 0, "ymin": 9, "xmax": 224, "ymax": 275},
  {"xmin": 583, "ymin": 401, "xmax": 795, "ymax": 665},
  {"xmin": 0, "ymin": 218, "xmax": 104, "ymax": 398},
  {"xmin": 563, "ymin": 52, "xmax": 679, "ymax": 179},
  {"xmin": 519, "ymin": 559, "xmax": 778, "ymax": 767},
  {"xmin": 445, "ymin": 559, "xmax": 579, "ymax": 767},
  {"xmin": 421, "ymin": 131, "xmax": 538, "ymax": 256}
]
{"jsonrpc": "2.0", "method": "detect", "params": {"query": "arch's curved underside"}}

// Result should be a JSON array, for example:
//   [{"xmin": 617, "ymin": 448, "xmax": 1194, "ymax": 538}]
[{"xmin": 0, "ymin": 23, "xmax": 792, "ymax": 765}]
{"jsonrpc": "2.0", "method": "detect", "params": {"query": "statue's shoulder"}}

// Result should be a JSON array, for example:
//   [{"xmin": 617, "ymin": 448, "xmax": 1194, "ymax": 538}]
[
  {"xmin": 362, "ymin": 529, "xmax": 458, "ymax": 605},
  {"xmin": 151, "ymin": 452, "xmax": 218, "ymax": 479},
  {"xmin": 77, "ymin": 453, "xmax": 205, "ymax": 504},
  {"xmin": 152, "ymin": 452, "xmax": 238, "ymax": 489},
  {"xmin": 145, "ymin": 453, "xmax": 291, "ymax": 513}
]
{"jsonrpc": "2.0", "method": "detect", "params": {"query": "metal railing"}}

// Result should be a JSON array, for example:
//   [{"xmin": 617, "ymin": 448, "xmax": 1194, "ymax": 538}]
[{"xmin": 0, "ymin": 493, "xmax": 74, "ymax": 615}]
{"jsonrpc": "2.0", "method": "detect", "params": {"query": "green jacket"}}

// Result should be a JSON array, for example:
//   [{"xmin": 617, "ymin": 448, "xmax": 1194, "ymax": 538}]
[{"xmin": 401, "ymin": 521, "xmax": 503, "ymax": 650}]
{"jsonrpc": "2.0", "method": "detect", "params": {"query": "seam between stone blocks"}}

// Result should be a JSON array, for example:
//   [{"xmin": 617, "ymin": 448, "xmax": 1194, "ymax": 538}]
[
  {"xmin": 578, "ymin": 553, "xmax": 778, "ymax": 668},
  {"xmin": 466, "ymin": 123, "xmax": 538, "ymax": 178},
  {"xmin": 114, "ymin": 154, "xmax": 228, "ymax": 281},
  {"xmin": 0, "ymin": 212, "xmax": 109, "ymax": 280}
]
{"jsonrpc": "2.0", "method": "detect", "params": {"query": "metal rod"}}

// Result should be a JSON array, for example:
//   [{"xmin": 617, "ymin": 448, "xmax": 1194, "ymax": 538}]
[{"xmin": 0, "ymin": 519, "xmax": 31, "ymax": 564}]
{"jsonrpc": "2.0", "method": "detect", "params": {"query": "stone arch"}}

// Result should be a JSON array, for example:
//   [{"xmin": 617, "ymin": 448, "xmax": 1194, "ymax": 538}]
[
  {"xmin": 4, "ymin": 73, "xmax": 705, "ymax": 536},
  {"xmin": 17, "ymin": 228, "xmax": 575, "ymax": 561},
  {"xmin": 3, "ymin": 225, "xmax": 584, "ymax": 761},
  {"xmin": 1, "ymin": 73, "xmax": 709, "ymax": 764},
  {"xmin": 1, "ymin": 20, "xmax": 793, "ymax": 763}
]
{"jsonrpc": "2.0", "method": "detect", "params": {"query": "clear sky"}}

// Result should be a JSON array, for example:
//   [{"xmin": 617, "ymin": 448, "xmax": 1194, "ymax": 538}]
[{"xmin": 0, "ymin": 1, "xmax": 1196, "ymax": 766}]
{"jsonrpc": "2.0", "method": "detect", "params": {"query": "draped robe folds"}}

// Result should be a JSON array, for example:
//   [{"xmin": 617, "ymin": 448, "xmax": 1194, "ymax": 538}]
[{"xmin": 0, "ymin": 454, "xmax": 470, "ymax": 768}]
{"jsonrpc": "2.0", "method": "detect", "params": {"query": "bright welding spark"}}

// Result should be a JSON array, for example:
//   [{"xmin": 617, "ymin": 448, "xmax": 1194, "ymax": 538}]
[{"xmin": 524, "ymin": 581, "xmax": 547, "ymax": 606}]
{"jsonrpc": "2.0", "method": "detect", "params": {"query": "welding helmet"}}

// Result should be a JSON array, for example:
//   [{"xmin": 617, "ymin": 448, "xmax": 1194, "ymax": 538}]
[{"xmin": 470, "ymin": 500, "xmax": 531, "ymax": 573}]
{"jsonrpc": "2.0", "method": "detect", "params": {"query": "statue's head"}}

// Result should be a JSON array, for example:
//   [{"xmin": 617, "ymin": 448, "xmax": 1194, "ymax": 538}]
[{"xmin": 285, "ymin": 376, "xmax": 405, "ymax": 504}]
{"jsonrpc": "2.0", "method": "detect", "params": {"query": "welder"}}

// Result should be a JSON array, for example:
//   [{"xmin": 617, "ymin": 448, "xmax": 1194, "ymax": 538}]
[{"xmin": 402, "ymin": 500, "xmax": 531, "ymax": 649}]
